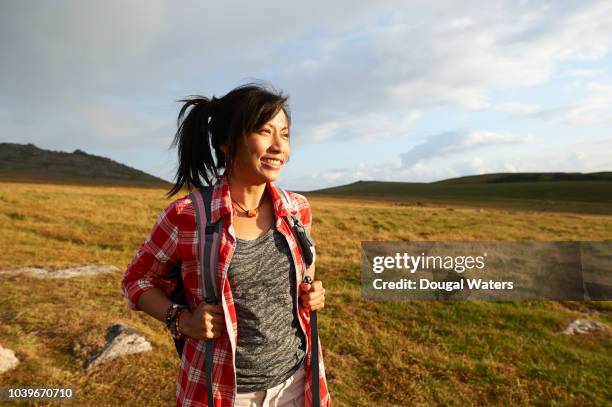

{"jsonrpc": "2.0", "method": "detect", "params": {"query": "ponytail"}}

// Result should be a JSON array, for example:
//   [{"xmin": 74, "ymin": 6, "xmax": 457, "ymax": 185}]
[{"xmin": 166, "ymin": 96, "xmax": 221, "ymax": 198}]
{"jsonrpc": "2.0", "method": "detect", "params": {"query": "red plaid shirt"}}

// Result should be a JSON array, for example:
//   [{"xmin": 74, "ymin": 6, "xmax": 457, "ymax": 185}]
[{"xmin": 121, "ymin": 173, "xmax": 331, "ymax": 407}]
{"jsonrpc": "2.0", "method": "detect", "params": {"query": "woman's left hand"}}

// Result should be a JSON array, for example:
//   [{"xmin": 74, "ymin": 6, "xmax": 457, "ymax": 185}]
[{"xmin": 299, "ymin": 280, "xmax": 325, "ymax": 311}]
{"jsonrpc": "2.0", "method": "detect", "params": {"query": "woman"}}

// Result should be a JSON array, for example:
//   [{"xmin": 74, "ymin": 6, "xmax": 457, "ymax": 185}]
[{"xmin": 121, "ymin": 82, "xmax": 331, "ymax": 407}]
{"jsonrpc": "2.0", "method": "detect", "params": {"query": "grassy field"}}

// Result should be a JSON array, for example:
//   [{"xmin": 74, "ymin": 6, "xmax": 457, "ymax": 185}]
[
  {"xmin": 308, "ymin": 179, "xmax": 612, "ymax": 215},
  {"xmin": 0, "ymin": 180, "xmax": 611, "ymax": 406}
]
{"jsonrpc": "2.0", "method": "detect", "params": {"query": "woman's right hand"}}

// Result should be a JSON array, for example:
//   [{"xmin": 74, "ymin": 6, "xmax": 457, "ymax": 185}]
[{"xmin": 179, "ymin": 302, "xmax": 226, "ymax": 340}]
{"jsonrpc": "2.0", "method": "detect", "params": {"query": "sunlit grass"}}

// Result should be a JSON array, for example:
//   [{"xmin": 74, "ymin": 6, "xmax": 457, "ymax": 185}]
[{"xmin": 1, "ymin": 181, "xmax": 610, "ymax": 406}]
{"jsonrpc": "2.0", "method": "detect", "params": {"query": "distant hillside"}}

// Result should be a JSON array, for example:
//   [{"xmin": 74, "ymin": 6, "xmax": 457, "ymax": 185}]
[
  {"xmin": 432, "ymin": 171, "xmax": 612, "ymax": 184},
  {"xmin": 0, "ymin": 143, "xmax": 171, "ymax": 187},
  {"xmin": 307, "ymin": 172, "xmax": 612, "ymax": 215}
]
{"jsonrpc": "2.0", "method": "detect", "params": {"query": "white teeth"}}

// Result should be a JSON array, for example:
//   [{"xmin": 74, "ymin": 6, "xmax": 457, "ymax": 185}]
[{"xmin": 263, "ymin": 158, "xmax": 282, "ymax": 165}]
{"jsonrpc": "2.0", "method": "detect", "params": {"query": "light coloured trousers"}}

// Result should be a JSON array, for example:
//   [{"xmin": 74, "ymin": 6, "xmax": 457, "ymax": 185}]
[{"xmin": 233, "ymin": 365, "xmax": 306, "ymax": 407}]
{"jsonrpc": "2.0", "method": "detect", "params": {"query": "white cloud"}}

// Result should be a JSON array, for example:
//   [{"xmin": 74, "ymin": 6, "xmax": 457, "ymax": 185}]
[
  {"xmin": 4, "ymin": 1, "xmax": 612, "ymax": 146},
  {"xmin": 279, "ymin": 0, "xmax": 612, "ymax": 141},
  {"xmin": 363, "ymin": 1, "xmax": 612, "ymax": 108},
  {"xmin": 567, "ymin": 68, "xmax": 605, "ymax": 77},
  {"xmin": 400, "ymin": 129, "xmax": 534, "ymax": 167},
  {"xmin": 449, "ymin": 17, "xmax": 474, "ymax": 30},
  {"xmin": 562, "ymin": 81, "xmax": 612, "ymax": 126},
  {"xmin": 488, "ymin": 102, "xmax": 541, "ymax": 114},
  {"xmin": 298, "ymin": 110, "xmax": 421, "ymax": 143},
  {"xmin": 72, "ymin": 101, "xmax": 174, "ymax": 147}
]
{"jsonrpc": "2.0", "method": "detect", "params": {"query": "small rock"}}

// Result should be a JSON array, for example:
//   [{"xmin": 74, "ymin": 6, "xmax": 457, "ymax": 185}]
[
  {"xmin": 85, "ymin": 323, "xmax": 152, "ymax": 370},
  {"xmin": 0, "ymin": 344, "xmax": 19, "ymax": 374},
  {"xmin": 561, "ymin": 319, "xmax": 608, "ymax": 335},
  {"xmin": 0, "ymin": 265, "xmax": 119, "ymax": 279}
]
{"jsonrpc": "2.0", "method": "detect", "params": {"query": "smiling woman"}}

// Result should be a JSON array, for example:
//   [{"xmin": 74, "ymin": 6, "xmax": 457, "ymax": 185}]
[
  {"xmin": 120, "ymin": 82, "xmax": 330, "ymax": 407},
  {"xmin": 165, "ymin": 83, "xmax": 293, "ymax": 198}
]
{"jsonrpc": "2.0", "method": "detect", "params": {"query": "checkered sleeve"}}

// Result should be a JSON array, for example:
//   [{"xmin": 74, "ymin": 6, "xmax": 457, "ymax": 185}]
[{"xmin": 121, "ymin": 201, "xmax": 181, "ymax": 311}]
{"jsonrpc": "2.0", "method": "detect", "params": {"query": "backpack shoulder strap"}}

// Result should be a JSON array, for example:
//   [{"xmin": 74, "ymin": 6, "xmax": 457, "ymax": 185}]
[
  {"xmin": 189, "ymin": 186, "xmax": 222, "ymax": 304},
  {"xmin": 276, "ymin": 186, "xmax": 293, "ymax": 210},
  {"xmin": 188, "ymin": 185, "xmax": 221, "ymax": 407},
  {"xmin": 277, "ymin": 186, "xmax": 297, "ymax": 226},
  {"xmin": 277, "ymin": 186, "xmax": 316, "ymax": 263}
]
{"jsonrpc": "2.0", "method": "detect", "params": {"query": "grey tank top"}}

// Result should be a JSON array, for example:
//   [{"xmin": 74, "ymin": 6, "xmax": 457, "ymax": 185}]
[{"xmin": 229, "ymin": 221, "xmax": 306, "ymax": 393}]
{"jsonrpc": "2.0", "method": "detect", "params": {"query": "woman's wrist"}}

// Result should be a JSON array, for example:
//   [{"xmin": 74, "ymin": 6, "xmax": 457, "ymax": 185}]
[
  {"xmin": 165, "ymin": 303, "xmax": 188, "ymax": 338},
  {"xmin": 177, "ymin": 309, "xmax": 193, "ymax": 338}
]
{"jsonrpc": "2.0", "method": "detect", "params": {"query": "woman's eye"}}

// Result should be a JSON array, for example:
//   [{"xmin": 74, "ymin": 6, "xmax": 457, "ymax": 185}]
[{"xmin": 258, "ymin": 129, "xmax": 289, "ymax": 139}]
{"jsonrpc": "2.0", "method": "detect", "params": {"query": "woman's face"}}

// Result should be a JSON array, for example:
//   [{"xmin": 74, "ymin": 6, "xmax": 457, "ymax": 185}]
[{"xmin": 226, "ymin": 109, "xmax": 290, "ymax": 184}]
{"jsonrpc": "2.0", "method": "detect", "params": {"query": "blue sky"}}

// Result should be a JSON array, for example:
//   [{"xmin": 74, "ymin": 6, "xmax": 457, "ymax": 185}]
[{"xmin": 1, "ymin": 0, "xmax": 611, "ymax": 191}]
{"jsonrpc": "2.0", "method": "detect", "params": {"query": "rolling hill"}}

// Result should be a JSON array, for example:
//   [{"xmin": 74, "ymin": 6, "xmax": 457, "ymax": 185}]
[
  {"xmin": 1, "ymin": 143, "xmax": 610, "ymax": 214},
  {"xmin": 432, "ymin": 171, "xmax": 612, "ymax": 184},
  {"xmin": 0, "ymin": 143, "xmax": 171, "ymax": 187},
  {"xmin": 306, "ymin": 172, "xmax": 612, "ymax": 215}
]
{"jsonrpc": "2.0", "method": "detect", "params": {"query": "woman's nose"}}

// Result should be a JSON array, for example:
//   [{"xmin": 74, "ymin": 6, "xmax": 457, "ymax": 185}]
[{"xmin": 270, "ymin": 134, "xmax": 286, "ymax": 151}]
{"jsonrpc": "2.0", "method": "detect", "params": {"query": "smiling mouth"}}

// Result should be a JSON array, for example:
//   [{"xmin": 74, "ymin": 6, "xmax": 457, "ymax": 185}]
[{"xmin": 261, "ymin": 158, "xmax": 283, "ymax": 167}]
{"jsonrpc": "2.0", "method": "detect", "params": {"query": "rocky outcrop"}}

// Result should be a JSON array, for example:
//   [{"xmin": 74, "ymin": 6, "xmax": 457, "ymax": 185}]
[
  {"xmin": 0, "ymin": 344, "xmax": 19, "ymax": 374},
  {"xmin": 561, "ymin": 319, "xmax": 608, "ymax": 335},
  {"xmin": 85, "ymin": 323, "xmax": 152, "ymax": 370}
]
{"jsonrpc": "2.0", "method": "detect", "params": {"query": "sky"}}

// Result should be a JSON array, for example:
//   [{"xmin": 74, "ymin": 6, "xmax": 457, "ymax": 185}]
[{"xmin": 1, "ymin": 0, "xmax": 611, "ymax": 191}]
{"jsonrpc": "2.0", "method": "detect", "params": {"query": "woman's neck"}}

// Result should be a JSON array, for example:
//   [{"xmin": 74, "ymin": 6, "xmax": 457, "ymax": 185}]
[{"xmin": 226, "ymin": 173, "xmax": 267, "ymax": 209}]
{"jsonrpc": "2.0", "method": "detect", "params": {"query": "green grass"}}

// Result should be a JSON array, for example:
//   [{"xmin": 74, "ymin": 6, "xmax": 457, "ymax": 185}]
[{"xmin": 0, "ymin": 181, "xmax": 610, "ymax": 406}]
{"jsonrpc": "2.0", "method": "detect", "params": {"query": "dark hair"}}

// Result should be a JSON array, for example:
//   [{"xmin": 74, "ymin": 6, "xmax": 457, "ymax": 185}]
[{"xmin": 166, "ymin": 81, "xmax": 291, "ymax": 198}]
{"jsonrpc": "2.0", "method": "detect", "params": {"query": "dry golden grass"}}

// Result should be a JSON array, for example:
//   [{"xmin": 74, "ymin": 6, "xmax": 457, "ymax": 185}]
[{"xmin": 0, "ymin": 181, "xmax": 611, "ymax": 406}]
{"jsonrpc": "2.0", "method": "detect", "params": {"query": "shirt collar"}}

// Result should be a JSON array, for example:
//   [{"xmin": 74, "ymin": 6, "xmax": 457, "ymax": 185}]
[{"xmin": 210, "ymin": 173, "xmax": 297, "ymax": 224}]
